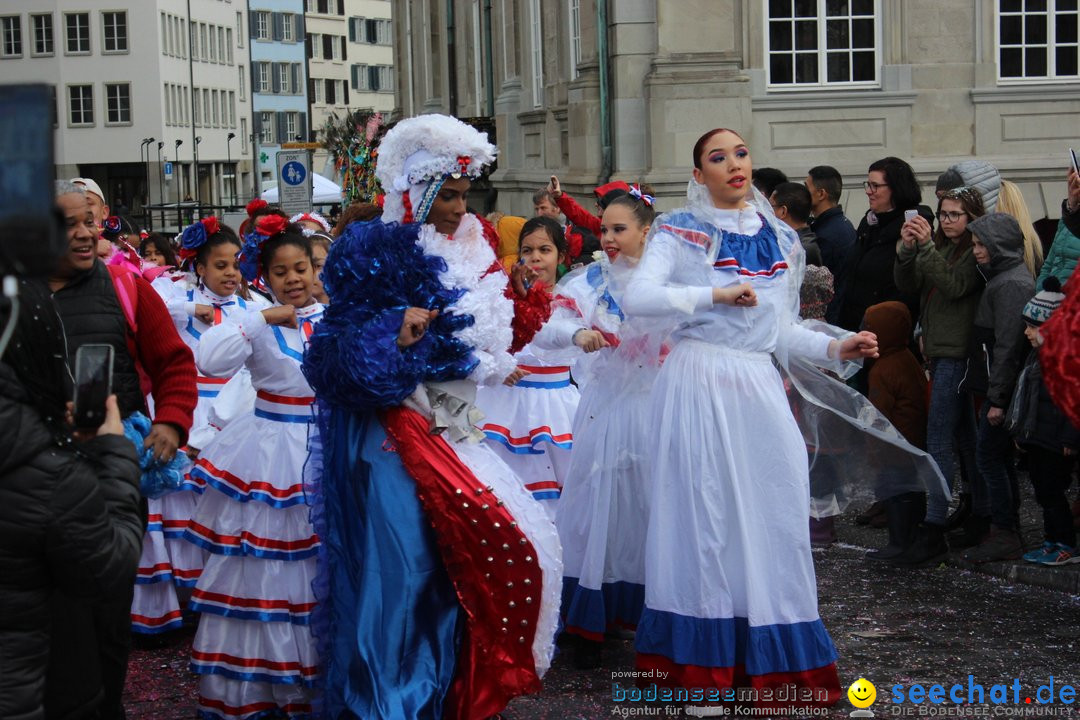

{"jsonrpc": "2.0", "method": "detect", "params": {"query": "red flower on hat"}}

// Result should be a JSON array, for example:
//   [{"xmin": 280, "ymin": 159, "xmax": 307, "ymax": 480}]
[
  {"xmin": 201, "ymin": 216, "xmax": 220, "ymax": 236},
  {"xmin": 256, "ymin": 214, "xmax": 288, "ymax": 237},
  {"xmin": 246, "ymin": 198, "xmax": 269, "ymax": 217}
]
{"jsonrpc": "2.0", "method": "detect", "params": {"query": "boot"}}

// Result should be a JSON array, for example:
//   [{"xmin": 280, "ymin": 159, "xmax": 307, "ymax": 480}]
[
  {"xmin": 944, "ymin": 492, "xmax": 972, "ymax": 531},
  {"xmin": 809, "ymin": 516, "xmax": 837, "ymax": 547},
  {"xmin": 866, "ymin": 492, "xmax": 924, "ymax": 561},
  {"xmin": 962, "ymin": 527, "xmax": 1023, "ymax": 563},
  {"xmin": 855, "ymin": 500, "xmax": 887, "ymax": 526},
  {"xmin": 947, "ymin": 514, "xmax": 991, "ymax": 550},
  {"xmin": 891, "ymin": 522, "xmax": 949, "ymax": 567}
]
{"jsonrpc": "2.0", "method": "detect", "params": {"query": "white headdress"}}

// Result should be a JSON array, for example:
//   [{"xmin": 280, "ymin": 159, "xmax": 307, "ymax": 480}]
[{"xmin": 375, "ymin": 114, "xmax": 497, "ymax": 224}]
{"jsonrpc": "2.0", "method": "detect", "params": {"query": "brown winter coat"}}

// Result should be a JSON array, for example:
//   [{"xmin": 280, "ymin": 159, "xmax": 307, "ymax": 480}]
[{"xmin": 863, "ymin": 301, "xmax": 928, "ymax": 449}]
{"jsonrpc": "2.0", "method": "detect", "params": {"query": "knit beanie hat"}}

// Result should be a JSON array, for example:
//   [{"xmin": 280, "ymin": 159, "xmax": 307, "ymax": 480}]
[{"xmin": 1022, "ymin": 276, "xmax": 1065, "ymax": 326}]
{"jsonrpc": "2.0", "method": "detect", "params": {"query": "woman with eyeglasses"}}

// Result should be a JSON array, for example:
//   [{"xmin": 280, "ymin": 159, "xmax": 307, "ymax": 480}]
[
  {"xmin": 885, "ymin": 186, "xmax": 988, "ymax": 566},
  {"xmin": 837, "ymin": 157, "xmax": 932, "ymax": 336}
]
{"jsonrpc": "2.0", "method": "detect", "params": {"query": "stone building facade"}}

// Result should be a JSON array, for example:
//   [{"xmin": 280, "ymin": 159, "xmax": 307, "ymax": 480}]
[{"xmin": 390, "ymin": 0, "xmax": 1080, "ymax": 219}]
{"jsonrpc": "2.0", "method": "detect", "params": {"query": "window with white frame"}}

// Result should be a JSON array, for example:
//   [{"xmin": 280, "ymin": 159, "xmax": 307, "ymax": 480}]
[
  {"xmin": 238, "ymin": 64, "xmax": 246, "ymax": 99},
  {"xmin": 314, "ymin": 78, "xmax": 325, "ymax": 103},
  {"xmin": 218, "ymin": 26, "xmax": 225, "ymax": 61},
  {"xmin": 282, "ymin": 13, "xmax": 294, "ymax": 42},
  {"xmin": 352, "ymin": 63, "xmax": 370, "ymax": 90},
  {"xmin": 161, "ymin": 13, "xmax": 169, "ymax": 54},
  {"xmin": 227, "ymin": 28, "xmax": 233, "ymax": 62},
  {"xmin": 277, "ymin": 63, "xmax": 289, "ymax": 92},
  {"xmin": 65, "ymin": 12, "xmax": 90, "ymax": 54},
  {"xmin": 68, "ymin": 84, "xmax": 93, "ymax": 125},
  {"xmin": 2, "ymin": 16, "xmax": 22, "ymax": 57},
  {"xmin": 192, "ymin": 86, "xmax": 200, "ymax": 125},
  {"xmin": 378, "ymin": 65, "xmax": 394, "ymax": 92},
  {"xmin": 182, "ymin": 90, "xmax": 189, "ymax": 125},
  {"xmin": 203, "ymin": 88, "xmax": 210, "ymax": 125},
  {"xmin": 255, "ymin": 11, "xmax": 270, "ymax": 40},
  {"xmin": 285, "ymin": 112, "xmax": 298, "ymax": 140},
  {"xmin": 568, "ymin": 0, "xmax": 581, "ymax": 80},
  {"xmin": 228, "ymin": 91, "xmax": 235, "ymax": 126},
  {"xmin": 105, "ymin": 82, "xmax": 131, "ymax": 124},
  {"xmin": 211, "ymin": 89, "xmax": 219, "ymax": 126},
  {"xmin": 998, "ymin": 0, "xmax": 1079, "ymax": 81},
  {"xmin": 164, "ymin": 85, "xmax": 173, "ymax": 125},
  {"xmin": 209, "ymin": 24, "xmax": 217, "ymax": 61},
  {"xmin": 190, "ymin": 18, "xmax": 199, "ymax": 58},
  {"xmin": 240, "ymin": 118, "xmax": 248, "ymax": 152},
  {"xmin": 259, "ymin": 61, "xmax": 270, "ymax": 92},
  {"xmin": 236, "ymin": 11, "xmax": 243, "ymax": 47},
  {"xmin": 765, "ymin": 0, "xmax": 879, "ymax": 88},
  {"xmin": 201, "ymin": 23, "xmax": 209, "ymax": 60},
  {"xmin": 259, "ymin": 111, "xmax": 274, "ymax": 144},
  {"xmin": 102, "ymin": 11, "xmax": 127, "ymax": 53},
  {"xmin": 528, "ymin": 0, "xmax": 543, "ymax": 107},
  {"xmin": 32, "ymin": 13, "xmax": 52, "ymax": 55}
]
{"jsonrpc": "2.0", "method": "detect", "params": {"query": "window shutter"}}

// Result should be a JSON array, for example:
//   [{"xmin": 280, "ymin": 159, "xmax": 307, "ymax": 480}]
[
  {"xmin": 253, "ymin": 112, "xmax": 261, "ymax": 135},
  {"xmin": 306, "ymin": 33, "xmax": 312, "ymax": 58},
  {"xmin": 271, "ymin": 63, "xmax": 281, "ymax": 93},
  {"xmin": 337, "ymin": 0, "xmax": 344, "ymax": 15},
  {"xmin": 308, "ymin": 77, "xmax": 315, "ymax": 100},
  {"xmin": 342, "ymin": 82, "xmax": 349, "ymax": 106},
  {"xmin": 366, "ymin": 19, "xmax": 376, "ymax": 44},
  {"xmin": 340, "ymin": 35, "xmax": 347, "ymax": 61},
  {"xmin": 290, "ymin": 63, "xmax": 300, "ymax": 94},
  {"xmin": 272, "ymin": 12, "xmax": 283, "ymax": 41},
  {"xmin": 294, "ymin": 14, "xmax": 304, "ymax": 42},
  {"xmin": 348, "ymin": 17, "xmax": 356, "ymax": 43},
  {"xmin": 326, "ymin": 79, "xmax": 336, "ymax": 105},
  {"xmin": 251, "ymin": 62, "xmax": 260, "ymax": 92},
  {"xmin": 249, "ymin": 11, "xmax": 258, "ymax": 37},
  {"xmin": 298, "ymin": 113, "xmax": 308, "ymax": 142},
  {"xmin": 349, "ymin": 65, "xmax": 357, "ymax": 91},
  {"xmin": 368, "ymin": 66, "xmax": 379, "ymax": 91},
  {"xmin": 322, "ymin": 33, "xmax": 332, "ymax": 59},
  {"xmin": 276, "ymin": 111, "xmax": 287, "ymax": 143}
]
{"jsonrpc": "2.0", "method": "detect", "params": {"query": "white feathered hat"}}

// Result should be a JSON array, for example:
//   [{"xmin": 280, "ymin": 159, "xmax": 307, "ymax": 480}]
[{"xmin": 375, "ymin": 114, "xmax": 497, "ymax": 224}]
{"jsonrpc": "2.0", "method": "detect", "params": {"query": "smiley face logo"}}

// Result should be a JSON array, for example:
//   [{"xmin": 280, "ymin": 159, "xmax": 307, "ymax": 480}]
[{"xmin": 848, "ymin": 678, "xmax": 876, "ymax": 708}]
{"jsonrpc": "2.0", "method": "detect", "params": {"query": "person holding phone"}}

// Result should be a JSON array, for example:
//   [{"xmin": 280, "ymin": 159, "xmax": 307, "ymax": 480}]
[
  {"xmin": 1035, "ymin": 158, "xmax": 1080, "ymax": 291},
  {"xmin": 835, "ymin": 157, "xmax": 932, "ymax": 338},
  {"xmin": 0, "ymin": 278, "xmax": 144, "ymax": 720},
  {"xmin": 48, "ymin": 180, "xmax": 197, "ymax": 720}
]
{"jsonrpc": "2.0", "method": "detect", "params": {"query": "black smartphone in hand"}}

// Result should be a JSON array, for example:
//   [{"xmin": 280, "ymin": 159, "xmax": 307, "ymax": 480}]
[{"xmin": 73, "ymin": 344, "xmax": 114, "ymax": 429}]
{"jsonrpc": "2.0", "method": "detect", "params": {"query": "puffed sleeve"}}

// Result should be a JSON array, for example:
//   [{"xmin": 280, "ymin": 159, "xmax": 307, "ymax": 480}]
[
  {"xmin": 196, "ymin": 309, "xmax": 266, "ymax": 378},
  {"xmin": 622, "ymin": 231, "xmax": 713, "ymax": 317}
]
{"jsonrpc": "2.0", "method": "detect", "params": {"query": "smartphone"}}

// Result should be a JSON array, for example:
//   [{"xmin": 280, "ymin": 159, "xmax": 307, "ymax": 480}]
[
  {"xmin": 904, "ymin": 209, "xmax": 919, "ymax": 223},
  {"xmin": 517, "ymin": 257, "xmax": 532, "ymax": 290},
  {"xmin": 1070, "ymin": 148, "xmax": 1079, "ymax": 175},
  {"xmin": 73, "ymin": 344, "xmax": 114, "ymax": 429}
]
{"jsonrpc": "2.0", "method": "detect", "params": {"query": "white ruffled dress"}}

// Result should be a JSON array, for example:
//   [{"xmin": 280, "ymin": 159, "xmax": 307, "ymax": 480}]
[
  {"xmin": 129, "ymin": 284, "xmax": 263, "ymax": 634},
  {"xmin": 537, "ymin": 255, "xmax": 661, "ymax": 639},
  {"xmin": 184, "ymin": 302, "xmax": 323, "ymax": 720}
]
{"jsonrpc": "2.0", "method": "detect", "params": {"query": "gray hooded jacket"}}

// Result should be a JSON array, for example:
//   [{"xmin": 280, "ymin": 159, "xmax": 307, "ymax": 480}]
[{"xmin": 969, "ymin": 213, "xmax": 1035, "ymax": 408}]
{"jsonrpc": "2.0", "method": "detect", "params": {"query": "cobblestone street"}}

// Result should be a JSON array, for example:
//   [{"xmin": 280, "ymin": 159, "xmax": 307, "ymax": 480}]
[{"xmin": 125, "ymin": 507, "xmax": 1080, "ymax": 719}]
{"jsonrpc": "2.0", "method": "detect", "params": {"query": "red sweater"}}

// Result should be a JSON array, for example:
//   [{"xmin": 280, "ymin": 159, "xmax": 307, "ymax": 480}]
[{"xmin": 130, "ymin": 274, "xmax": 197, "ymax": 442}]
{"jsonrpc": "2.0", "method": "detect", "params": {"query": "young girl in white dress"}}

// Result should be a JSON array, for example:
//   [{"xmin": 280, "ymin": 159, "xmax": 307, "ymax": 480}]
[
  {"xmin": 183, "ymin": 217, "xmax": 323, "ymax": 720},
  {"xmin": 622, "ymin": 129, "xmax": 878, "ymax": 715},
  {"xmin": 130, "ymin": 218, "xmax": 262, "ymax": 634},
  {"xmin": 547, "ymin": 192, "xmax": 661, "ymax": 666},
  {"xmin": 477, "ymin": 216, "xmax": 580, "ymax": 517}
]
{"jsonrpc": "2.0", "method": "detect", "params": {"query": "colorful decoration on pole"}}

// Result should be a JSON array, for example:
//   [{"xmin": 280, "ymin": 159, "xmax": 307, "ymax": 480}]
[{"xmin": 320, "ymin": 110, "xmax": 386, "ymax": 204}]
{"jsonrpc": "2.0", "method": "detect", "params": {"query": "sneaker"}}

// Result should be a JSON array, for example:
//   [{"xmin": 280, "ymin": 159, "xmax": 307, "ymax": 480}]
[
  {"xmin": 1022, "ymin": 541, "xmax": 1059, "ymax": 563},
  {"xmin": 1036, "ymin": 544, "xmax": 1080, "ymax": 566},
  {"xmin": 962, "ymin": 528, "xmax": 1023, "ymax": 564}
]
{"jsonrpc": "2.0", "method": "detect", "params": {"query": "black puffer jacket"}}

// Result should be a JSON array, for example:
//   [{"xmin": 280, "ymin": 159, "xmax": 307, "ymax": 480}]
[
  {"xmin": 0, "ymin": 364, "xmax": 143, "ymax": 720},
  {"xmin": 838, "ymin": 205, "xmax": 932, "ymax": 332},
  {"xmin": 1008, "ymin": 349, "xmax": 1080, "ymax": 453}
]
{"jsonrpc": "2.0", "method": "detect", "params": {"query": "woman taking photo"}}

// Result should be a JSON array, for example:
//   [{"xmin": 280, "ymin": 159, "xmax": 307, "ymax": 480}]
[
  {"xmin": 838, "ymin": 156, "xmax": 931, "ymax": 335},
  {"xmin": 887, "ymin": 186, "xmax": 988, "ymax": 565}
]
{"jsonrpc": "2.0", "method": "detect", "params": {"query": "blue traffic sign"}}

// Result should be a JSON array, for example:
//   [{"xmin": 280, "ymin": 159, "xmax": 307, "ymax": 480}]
[
  {"xmin": 282, "ymin": 161, "xmax": 306, "ymax": 186},
  {"xmin": 164, "ymin": 161, "xmax": 173, "ymax": 177}
]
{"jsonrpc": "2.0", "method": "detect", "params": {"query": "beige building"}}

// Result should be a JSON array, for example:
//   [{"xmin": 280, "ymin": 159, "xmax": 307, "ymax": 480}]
[
  {"xmin": 305, "ymin": 0, "xmax": 394, "ymax": 176},
  {"xmin": 390, "ymin": 0, "xmax": 1079, "ymax": 220}
]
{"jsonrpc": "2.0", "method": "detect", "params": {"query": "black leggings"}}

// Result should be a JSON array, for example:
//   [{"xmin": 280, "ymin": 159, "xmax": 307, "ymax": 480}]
[{"xmin": 1027, "ymin": 445, "xmax": 1077, "ymax": 547}]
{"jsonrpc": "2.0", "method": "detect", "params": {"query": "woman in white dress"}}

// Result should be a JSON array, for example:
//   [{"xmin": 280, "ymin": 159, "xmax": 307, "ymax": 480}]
[{"xmin": 622, "ymin": 128, "xmax": 879, "ymax": 714}]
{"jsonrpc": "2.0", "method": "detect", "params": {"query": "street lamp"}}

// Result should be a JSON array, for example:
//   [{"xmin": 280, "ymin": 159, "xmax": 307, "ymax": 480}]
[
  {"xmin": 226, "ymin": 132, "xmax": 236, "ymax": 207},
  {"xmin": 193, "ymin": 135, "xmax": 202, "ymax": 216},
  {"xmin": 140, "ymin": 137, "xmax": 155, "ymax": 231},
  {"xmin": 157, "ymin": 141, "xmax": 165, "ymax": 229},
  {"xmin": 175, "ymin": 139, "xmax": 184, "ymax": 231}
]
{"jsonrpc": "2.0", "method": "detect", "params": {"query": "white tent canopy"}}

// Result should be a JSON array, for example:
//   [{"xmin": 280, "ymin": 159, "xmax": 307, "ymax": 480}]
[{"xmin": 261, "ymin": 173, "xmax": 343, "ymax": 204}]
